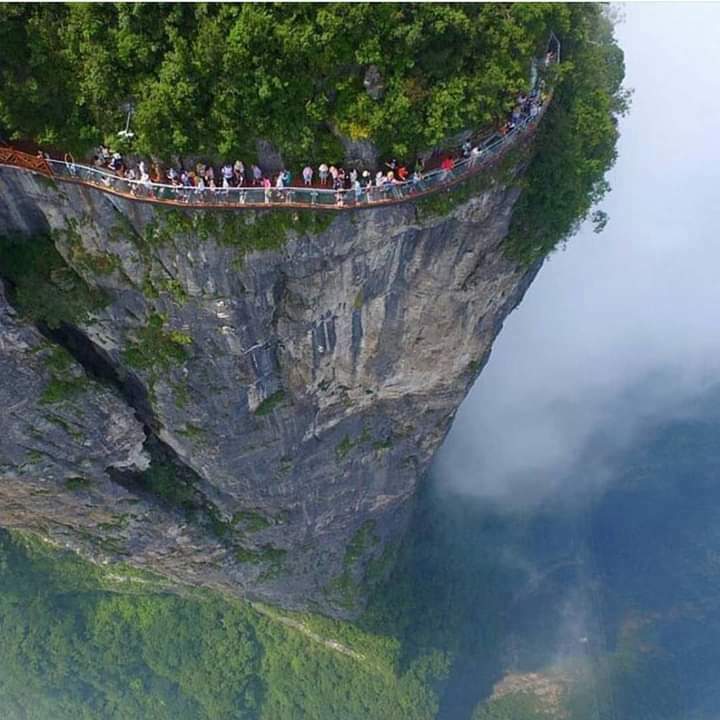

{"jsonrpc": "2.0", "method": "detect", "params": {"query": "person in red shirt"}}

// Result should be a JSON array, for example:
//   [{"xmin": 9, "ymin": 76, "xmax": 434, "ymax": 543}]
[
  {"xmin": 440, "ymin": 156, "xmax": 454, "ymax": 172},
  {"xmin": 397, "ymin": 165, "xmax": 409, "ymax": 182}
]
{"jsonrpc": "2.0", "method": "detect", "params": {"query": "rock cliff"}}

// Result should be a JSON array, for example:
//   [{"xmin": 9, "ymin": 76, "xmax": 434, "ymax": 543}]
[{"xmin": 0, "ymin": 164, "xmax": 539, "ymax": 616}]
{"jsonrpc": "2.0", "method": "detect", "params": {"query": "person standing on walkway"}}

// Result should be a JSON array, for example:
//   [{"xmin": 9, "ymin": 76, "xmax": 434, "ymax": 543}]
[
  {"xmin": 234, "ymin": 160, "xmax": 245, "ymax": 186},
  {"xmin": 222, "ymin": 163, "xmax": 234, "ymax": 186}
]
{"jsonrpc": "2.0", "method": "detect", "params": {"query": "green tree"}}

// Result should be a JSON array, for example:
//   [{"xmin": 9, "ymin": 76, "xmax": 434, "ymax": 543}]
[{"xmin": 0, "ymin": 3, "xmax": 569, "ymax": 164}]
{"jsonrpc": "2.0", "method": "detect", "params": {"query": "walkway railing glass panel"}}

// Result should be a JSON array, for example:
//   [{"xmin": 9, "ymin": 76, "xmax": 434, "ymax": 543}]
[{"xmin": 41, "ymin": 111, "xmax": 542, "ymax": 211}]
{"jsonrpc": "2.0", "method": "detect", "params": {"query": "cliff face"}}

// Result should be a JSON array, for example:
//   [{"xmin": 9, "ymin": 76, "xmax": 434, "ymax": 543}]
[{"xmin": 0, "ymin": 165, "xmax": 538, "ymax": 616}]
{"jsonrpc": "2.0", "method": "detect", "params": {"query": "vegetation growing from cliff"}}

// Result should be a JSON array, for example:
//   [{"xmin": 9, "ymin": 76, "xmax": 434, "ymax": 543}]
[
  {"xmin": 39, "ymin": 345, "xmax": 89, "ymax": 404},
  {"xmin": 135, "ymin": 459, "xmax": 196, "ymax": 510},
  {"xmin": 122, "ymin": 313, "xmax": 192, "ymax": 373},
  {"xmin": 254, "ymin": 389, "xmax": 286, "ymax": 416},
  {"xmin": 2, "ymin": 3, "xmax": 573, "ymax": 163},
  {"xmin": 505, "ymin": 5, "xmax": 628, "ymax": 263},
  {"xmin": 326, "ymin": 520, "xmax": 381, "ymax": 611},
  {"xmin": 0, "ymin": 233, "xmax": 108, "ymax": 328}
]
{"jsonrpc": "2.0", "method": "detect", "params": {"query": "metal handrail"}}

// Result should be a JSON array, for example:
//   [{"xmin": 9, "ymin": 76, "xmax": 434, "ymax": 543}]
[{"xmin": 24, "ymin": 109, "xmax": 543, "ymax": 212}]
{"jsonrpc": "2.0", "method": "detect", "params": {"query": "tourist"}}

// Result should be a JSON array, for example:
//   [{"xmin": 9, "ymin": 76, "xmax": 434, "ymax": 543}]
[
  {"xmin": 140, "ymin": 166, "xmax": 151, "ymax": 197},
  {"xmin": 126, "ymin": 166, "xmax": 137, "ymax": 191},
  {"xmin": 329, "ymin": 165, "xmax": 338, "ymax": 186},
  {"xmin": 109, "ymin": 151, "xmax": 123, "ymax": 170},
  {"xmin": 262, "ymin": 176, "xmax": 272, "ymax": 203},
  {"xmin": 462, "ymin": 140, "xmax": 472, "ymax": 158},
  {"xmin": 360, "ymin": 170, "xmax": 371, "ymax": 187},
  {"xmin": 349, "ymin": 168, "xmax": 358, "ymax": 184},
  {"xmin": 234, "ymin": 160, "xmax": 245, "ymax": 186},
  {"xmin": 385, "ymin": 158, "xmax": 397, "ymax": 173},
  {"xmin": 252, "ymin": 164, "xmax": 263, "ymax": 186},
  {"xmin": 222, "ymin": 163, "xmax": 233, "ymax": 185},
  {"xmin": 319, "ymin": 162, "xmax": 329, "ymax": 185},
  {"xmin": 353, "ymin": 179, "xmax": 363, "ymax": 203},
  {"xmin": 302, "ymin": 165, "xmax": 313, "ymax": 186},
  {"xmin": 63, "ymin": 152, "xmax": 77, "ymax": 176},
  {"xmin": 397, "ymin": 165, "xmax": 408, "ymax": 182}
]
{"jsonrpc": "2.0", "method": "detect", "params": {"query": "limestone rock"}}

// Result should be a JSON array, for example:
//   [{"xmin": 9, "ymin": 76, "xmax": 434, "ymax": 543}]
[{"xmin": 0, "ymin": 163, "xmax": 539, "ymax": 616}]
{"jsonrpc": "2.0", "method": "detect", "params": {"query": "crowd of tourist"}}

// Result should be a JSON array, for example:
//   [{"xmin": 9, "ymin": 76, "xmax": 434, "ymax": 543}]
[{"xmin": 54, "ymin": 81, "xmax": 548, "ymax": 206}]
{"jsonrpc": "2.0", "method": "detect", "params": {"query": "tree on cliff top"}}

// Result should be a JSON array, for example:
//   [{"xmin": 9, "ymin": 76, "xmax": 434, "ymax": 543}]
[
  {"xmin": 505, "ymin": 4, "xmax": 629, "ymax": 263},
  {"xmin": 0, "ymin": 2, "xmax": 573, "ymax": 163}
]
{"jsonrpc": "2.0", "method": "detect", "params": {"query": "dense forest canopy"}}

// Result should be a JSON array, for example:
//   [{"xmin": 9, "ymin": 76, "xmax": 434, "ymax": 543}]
[
  {"xmin": 2, "ymin": 2, "xmax": 585, "ymax": 164},
  {"xmin": 0, "ymin": 531, "xmax": 444, "ymax": 720},
  {"xmin": 0, "ymin": 3, "xmax": 626, "ymax": 260}
]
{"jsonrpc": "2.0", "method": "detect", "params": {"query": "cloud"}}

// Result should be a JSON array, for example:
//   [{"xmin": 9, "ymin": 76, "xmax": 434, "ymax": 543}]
[{"xmin": 435, "ymin": 2, "xmax": 720, "ymax": 508}]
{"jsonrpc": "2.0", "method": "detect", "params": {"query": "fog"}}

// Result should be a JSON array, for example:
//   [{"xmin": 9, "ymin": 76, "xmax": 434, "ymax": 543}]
[{"xmin": 436, "ymin": 3, "xmax": 720, "ymax": 507}]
